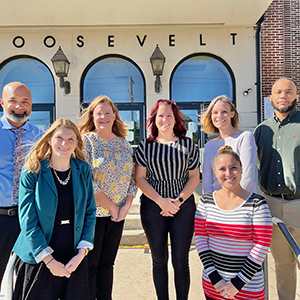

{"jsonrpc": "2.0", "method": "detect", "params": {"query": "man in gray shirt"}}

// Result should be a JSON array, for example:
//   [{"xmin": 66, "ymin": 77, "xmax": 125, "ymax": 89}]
[{"xmin": 254, "ymin": 77, "xmax": 300, "ymax": 300}]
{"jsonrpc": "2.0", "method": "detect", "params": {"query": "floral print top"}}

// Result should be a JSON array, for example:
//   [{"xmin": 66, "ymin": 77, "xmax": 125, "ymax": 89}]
[{"xmin": 82, "ymin": 132, "xmax": 136, "ymax": 217}]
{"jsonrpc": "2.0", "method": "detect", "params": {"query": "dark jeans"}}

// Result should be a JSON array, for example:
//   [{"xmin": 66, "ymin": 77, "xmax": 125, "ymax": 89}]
[
  {"xmin": 0, "ymin": 214, "xmax": 20, "ymax": 290},
  {"xmin": 88, "ymin": 217, "xmax": 124, "ymax": 300},
  {"xmin": 140, "ymin": 194, "xmax": 196, "ymax": 300}
]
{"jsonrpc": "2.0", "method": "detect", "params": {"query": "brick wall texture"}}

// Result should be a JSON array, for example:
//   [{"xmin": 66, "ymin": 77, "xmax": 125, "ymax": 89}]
[{"xmin": 261, "ymin": 0, "xmax": 300, "ymax": 117}]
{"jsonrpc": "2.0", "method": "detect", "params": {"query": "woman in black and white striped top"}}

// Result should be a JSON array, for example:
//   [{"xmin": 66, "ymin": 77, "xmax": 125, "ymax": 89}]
[{"xmin": 135, "ymin": 99, "xmax": 200, "ymax": 300}]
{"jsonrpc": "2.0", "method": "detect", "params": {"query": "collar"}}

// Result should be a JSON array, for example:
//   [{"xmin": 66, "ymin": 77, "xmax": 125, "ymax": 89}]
[
  {"xmin": 41, "ymin": 157, "xmax": 80, "ymax": 171},
  {"xmin": 1, "ymin": 115, "xmax": 30, "ymax": 131},
  {"xmin": 273, "ymin": 107, "xmax": 298, "ymax": 124}
]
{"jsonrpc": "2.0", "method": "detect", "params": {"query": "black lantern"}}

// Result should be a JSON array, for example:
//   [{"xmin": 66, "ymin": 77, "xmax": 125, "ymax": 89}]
[
  {"xmin": 51, "ymin": 46, "xmax": 71, "ymax": 94},
  {"xmin": 150, "ymin": 44, "xmax": 166, "ymax": 93}
]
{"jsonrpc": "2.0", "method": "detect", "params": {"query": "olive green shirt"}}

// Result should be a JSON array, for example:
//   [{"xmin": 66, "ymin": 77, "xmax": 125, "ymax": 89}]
[{"xmin": 254, "ymin": 107, "xmax": 300, "ymax": 197}]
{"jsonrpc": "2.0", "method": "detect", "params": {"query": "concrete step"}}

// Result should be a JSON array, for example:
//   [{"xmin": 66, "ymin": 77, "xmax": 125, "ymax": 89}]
[
  {"xmin": 124, "ymin": 214, "xmax": 142, "ymax": 230},
  {"xmin": 128, "ymin": 203, "xmax": 140, "ymax": 214},
  {"xmin": 120, "ymin": 229, "xmax": 195, "ymax": 246},
  {"xmin": 120, "ymin": 229, "xmax": 148, "ymax": 246}
]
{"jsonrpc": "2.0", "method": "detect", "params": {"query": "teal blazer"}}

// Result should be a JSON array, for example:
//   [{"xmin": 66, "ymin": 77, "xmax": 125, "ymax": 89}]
[{"xmin": 13, "ymin": 158, "xmax": 96, "ymax": 264}]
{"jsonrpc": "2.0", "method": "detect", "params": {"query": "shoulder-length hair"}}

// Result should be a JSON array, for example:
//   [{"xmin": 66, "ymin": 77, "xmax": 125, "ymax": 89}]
[
  {"xmin": 78, "ymin": 95, "xmax": 128, "ymax": 139},
  {"xmin": 25, "ymin": 118, "xmax": 85, "ymax": 173},
  {"xmin": 200, "ymin": 95, "xmax": 239, "ymax": 134},
  {"xmin": 146, "ymin": 99, "xmax": 187, "ymax": 142}
]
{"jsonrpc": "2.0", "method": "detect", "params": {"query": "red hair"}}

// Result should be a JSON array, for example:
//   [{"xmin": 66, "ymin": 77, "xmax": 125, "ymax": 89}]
[{"xmin": 146, "ymin": 99, "xmax": 187, "ymax": 142}]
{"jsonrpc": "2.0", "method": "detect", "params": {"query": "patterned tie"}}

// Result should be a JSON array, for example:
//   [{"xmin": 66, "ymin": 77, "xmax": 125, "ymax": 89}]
[{"xmin": 11, "ymin": 128, "xmax": 25, "ymax": 204}]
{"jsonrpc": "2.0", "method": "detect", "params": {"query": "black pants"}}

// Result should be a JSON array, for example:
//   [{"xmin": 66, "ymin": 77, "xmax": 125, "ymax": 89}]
[
  {"xmin": 140, "ymin": 194, "xmax": 196, "ymax": 300},
  {"xmin": 0, "ymin": 214, "xmax": 20, "ymax": 290},
  {"xmin": 88, "ymin": 217, "xmax": 124, "ymax": 300}
]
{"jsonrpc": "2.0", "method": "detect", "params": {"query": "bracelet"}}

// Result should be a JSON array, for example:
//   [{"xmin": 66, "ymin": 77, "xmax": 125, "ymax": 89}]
[{"xmin": 46, "ymin": 257, "xmax": 54, "ymax": 266}]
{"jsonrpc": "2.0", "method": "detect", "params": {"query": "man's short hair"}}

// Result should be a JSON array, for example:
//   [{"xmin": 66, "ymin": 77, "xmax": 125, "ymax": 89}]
[{"xmin": 273, "ymin": 77, "xmax": 298, "ymax": 93}]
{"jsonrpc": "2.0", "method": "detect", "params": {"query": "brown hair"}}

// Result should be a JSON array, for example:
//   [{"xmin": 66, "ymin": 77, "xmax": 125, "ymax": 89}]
[
  {"xmin": 78, "ymin": 95, "xmax": 128, "ymax": 139},
  {"xmin": 25, "ymin": 118, "xmax": 85, "ymax": 173},
  {"xmin": 200, "ymin": 95, "xmax": 239, "ymax": 134},
  {"xmin": 146, "ymin": 99, "xmax": 187, "ymax": 142},
  {"xmin": 213, "ymin": 145, "xmax": 242, "ymax": 168}
]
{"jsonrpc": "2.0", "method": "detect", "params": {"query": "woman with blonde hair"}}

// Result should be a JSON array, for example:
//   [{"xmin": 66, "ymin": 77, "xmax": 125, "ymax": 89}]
[
  {"xmin": 78, "ymin": 95, "xmax": 136, "ymax": 300},
  {"xmin": 200, "ymin": 95, "xmax": 257, "ymax": 193},
  {"xmin": 13, "ymin": 118, "xmax": 96, "ymax": 300}
]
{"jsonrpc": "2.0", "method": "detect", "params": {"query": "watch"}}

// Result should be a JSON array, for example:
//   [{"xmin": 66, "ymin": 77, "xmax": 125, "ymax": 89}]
[{"xmin": 177, "ymin": 197, "xmax": 184, "ymax": 203}]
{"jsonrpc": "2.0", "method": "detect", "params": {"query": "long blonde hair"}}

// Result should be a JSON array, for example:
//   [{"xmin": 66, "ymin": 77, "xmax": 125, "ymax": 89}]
[
  {"xmin": 200, "ymin": 95, "xmax": 239, "ymax": 134},
  {"xmin": 78, "ymin": 95, "xmax": 128, "ymax": 139},
  {"xmin": 25, "ymin": 118, "xmax": 85, "ymax": 173}
]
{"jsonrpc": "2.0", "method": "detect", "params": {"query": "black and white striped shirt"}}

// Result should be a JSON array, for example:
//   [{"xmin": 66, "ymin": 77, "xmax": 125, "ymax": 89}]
[{"xmin": 135, "ymin": 138, "xmax": 200, "ymax": 198}]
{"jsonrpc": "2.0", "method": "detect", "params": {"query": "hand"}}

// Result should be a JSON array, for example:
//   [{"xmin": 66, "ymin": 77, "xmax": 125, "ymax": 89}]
[
  {"xmin": 110, "ymin": 204, "xmax": 119, "ymax": 222},
  {"xmin": 219, "ymin": 281, "xmax": 239, "ymax": 299},
  {"xmin": 159, "ymin": 198, "xmax": 180, "ymax": 217},
  {"xmin": 214, "ymin": 279, "xmax": 226, "ymax": 292},
  {"xmin": 115, "ymin": 205, "xmax": 130, "ymax": 221},
  {"xmin": 65, "ymin": 249, "xmax": 85, "ymax": 273},
  {"xmin": 46, "ymin": 259, "xmax": 70, "ymax": 278},
  {"xmin": 172, "ymin": 198, "xmax": 184, "ymax": 208}
]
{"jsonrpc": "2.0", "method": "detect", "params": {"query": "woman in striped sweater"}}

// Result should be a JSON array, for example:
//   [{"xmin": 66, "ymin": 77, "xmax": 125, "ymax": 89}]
[
  {"xmin": 195, "ymin": 146, "xmax": 272, "ymax": 300},
  {"xmin": 135, "ymin": 99, "xmax": 200, "ymax": 300}
]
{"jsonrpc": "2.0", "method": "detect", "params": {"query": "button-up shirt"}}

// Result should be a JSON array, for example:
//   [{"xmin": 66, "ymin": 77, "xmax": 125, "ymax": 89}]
[
  {"xmin": 0, "ymin": 115, "xmax": 43, "ymax": 207},
  {"xmin": 254, "ymin": 107, "xmax": 300, "ymax": 197}
]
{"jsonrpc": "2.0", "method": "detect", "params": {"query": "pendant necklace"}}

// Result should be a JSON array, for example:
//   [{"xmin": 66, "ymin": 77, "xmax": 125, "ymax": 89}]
[{"xmin": 53, "ymin": 168, "xmax": 72, "ymax": 185}]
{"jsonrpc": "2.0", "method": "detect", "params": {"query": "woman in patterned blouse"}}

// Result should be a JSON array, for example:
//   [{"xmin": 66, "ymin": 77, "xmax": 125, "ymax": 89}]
[
  {"xmin": 78, "ymin": 96, "xmax": 136, "ymax": 300},
  {"xmin": 135, "ymin": 99, "xmax": 200, "ymax": 300}
]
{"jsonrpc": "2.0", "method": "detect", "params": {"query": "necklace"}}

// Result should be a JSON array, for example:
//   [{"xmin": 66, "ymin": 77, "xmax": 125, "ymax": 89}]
[{"xmin": 53, "ymin": 168, "xmax": 72, "ymax": 185}]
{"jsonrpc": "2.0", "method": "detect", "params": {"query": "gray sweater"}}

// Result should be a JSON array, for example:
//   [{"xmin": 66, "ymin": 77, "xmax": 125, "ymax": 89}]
[{"xmin": 202, "ymin": 131, "xmax": 257, "ymax": 193}]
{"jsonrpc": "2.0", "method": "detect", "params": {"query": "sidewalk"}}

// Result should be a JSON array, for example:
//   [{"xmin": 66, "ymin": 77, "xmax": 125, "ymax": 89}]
[
  {"xmin": 113, "ymin": 246, "xmax": 300, "ymax": 300},
  {"xmin": 1, "ymin": 246, "xmax": 300, "ymax": 299}
]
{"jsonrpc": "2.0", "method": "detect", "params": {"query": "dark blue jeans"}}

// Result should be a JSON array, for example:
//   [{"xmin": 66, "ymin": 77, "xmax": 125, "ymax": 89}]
[{"xmin": 140, "ymin": 194, "xmax": 196, "ymax": 300}]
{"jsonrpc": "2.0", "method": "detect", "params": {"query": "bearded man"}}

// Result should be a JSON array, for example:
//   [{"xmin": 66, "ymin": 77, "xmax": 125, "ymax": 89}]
[
  {"xmin": 0, "ymin": 82, "xmax": 42, "ymax": 289},
  {"xmin": 254, "ymin": 77, "xmax": 300, "ymax": 300}
]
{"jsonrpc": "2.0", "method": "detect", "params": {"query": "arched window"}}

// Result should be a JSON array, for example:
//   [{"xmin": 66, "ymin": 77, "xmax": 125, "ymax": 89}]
[
  {"xmin": 171, "ymin": 53, "xmax": 235, "ymax": 103},
  {"xmin": 0, "ymin": 55, "xmax": 55, "ymax": 130},
  {"xmin": 81, "ymin": 54, "xmax": 146, "ymax": 145},
  {"xmin": 170, "ymin": 53, "xmax": 235, "ymax": 147}
]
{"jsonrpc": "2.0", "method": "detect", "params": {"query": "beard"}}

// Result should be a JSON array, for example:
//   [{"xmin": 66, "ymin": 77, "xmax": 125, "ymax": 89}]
[
  {"xmin": 3, "ymin": 107, "xmax": 31, "ymax": 123},
  {"xmin": 271, "ymin": 98, "xmax": 297, "ymax": 113}
]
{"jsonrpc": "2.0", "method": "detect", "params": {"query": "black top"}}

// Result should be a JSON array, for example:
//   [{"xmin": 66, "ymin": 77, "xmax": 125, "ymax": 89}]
[
  {"xmin": 134, "ymin": 138, "xmax": 200, "ymax": 198},
  {"xmin": 49, "ymin": 168, "xmax": 74, "ymax": 264}
]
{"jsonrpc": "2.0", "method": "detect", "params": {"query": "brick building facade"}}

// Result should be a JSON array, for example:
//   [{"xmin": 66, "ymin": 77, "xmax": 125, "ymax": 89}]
[{"xmin": 261, "ymin": 0, "xmax": 300, "ymax": 118}]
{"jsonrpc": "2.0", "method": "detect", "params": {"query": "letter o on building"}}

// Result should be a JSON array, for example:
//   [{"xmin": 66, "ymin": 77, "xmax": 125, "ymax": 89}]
[
  {"xmin": 13, "ymin": 36, "xmax": 25, "ymax": 48},
  {"xmin": 44, "ymin": 36, "xmax": 56, "ymax": 48}
]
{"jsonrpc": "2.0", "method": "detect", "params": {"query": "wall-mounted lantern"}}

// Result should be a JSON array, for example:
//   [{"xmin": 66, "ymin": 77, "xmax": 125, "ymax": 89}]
[
  {"xmin": 51, "ymin": 46, "xmax": 71, "ymax": 94},
  {"xmin": 150, "ymin": 44, "xmax": 166, "ymax": 94}
]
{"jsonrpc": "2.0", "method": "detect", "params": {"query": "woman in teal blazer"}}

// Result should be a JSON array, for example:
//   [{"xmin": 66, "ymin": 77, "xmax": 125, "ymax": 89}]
[{"xmin": 13, "ymin": 118, "xmax": 96, "ymax": 300}]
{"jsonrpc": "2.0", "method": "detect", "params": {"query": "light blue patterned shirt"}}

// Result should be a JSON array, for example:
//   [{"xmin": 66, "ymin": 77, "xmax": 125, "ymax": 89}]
[{"xmin": 0, "ymin": 115, "xmax": 43, "ymax": 207}]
